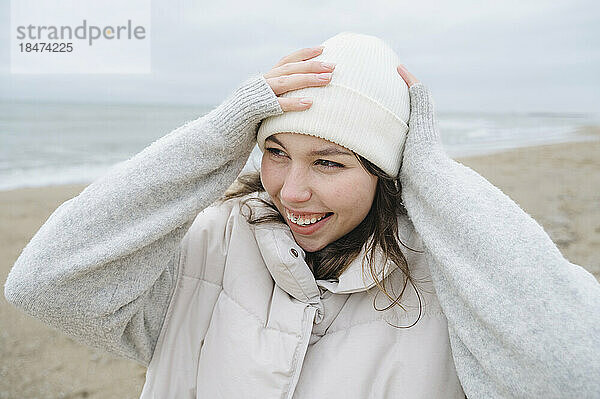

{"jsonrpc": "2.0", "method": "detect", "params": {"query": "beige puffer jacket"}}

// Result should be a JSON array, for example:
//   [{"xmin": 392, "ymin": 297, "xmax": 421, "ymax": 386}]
[{"xmin": 140, "ymin": 191, "xmax": 464, "ymax": 398}]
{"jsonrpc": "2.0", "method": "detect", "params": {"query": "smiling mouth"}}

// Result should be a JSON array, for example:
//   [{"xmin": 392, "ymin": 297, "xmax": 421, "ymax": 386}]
[
  {"xmin": 285, "ymin": 211, "xmax": 334, "ymax": 235},
  {"xmin": 285, "ymin": 210, "xmax": 334, "ymax": 226}
]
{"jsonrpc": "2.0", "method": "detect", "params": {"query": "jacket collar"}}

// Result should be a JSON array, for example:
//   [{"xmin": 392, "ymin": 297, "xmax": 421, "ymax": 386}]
[{"xmin": 249, "ymin": 192, "xmax": 415, "ymax": 303}]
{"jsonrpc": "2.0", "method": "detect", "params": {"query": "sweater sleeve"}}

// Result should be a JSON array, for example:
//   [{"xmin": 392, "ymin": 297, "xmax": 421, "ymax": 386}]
[
  {"xmin": 3, "ymin": 74, "xmax": 283, "ymax": 366},
  {"xmin": 399, "ymin": 83, "xmax": 600, "ymax": 398}
]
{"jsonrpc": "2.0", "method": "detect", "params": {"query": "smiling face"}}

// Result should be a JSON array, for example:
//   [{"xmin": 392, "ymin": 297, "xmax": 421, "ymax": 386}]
[{"xmin": 260, "ymin": 132, "xmax": 378, "ymax": 253}]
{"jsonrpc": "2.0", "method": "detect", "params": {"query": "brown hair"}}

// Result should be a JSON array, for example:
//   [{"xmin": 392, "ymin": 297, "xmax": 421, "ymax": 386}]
[{"xmin": 218, "ymin": 154, "xmax": 424, "ymax": 328}]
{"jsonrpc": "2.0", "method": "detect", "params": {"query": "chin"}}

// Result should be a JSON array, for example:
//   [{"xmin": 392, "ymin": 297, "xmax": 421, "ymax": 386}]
[{"xmin": 295, "ymin": 239, "xmax": 328, "ymax": 254}]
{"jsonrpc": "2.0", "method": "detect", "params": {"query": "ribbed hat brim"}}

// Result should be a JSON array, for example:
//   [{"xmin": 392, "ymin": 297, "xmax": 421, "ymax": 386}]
[{"xmin": 257, "ymin": 82, "xmax": 408, "ymax": 177}]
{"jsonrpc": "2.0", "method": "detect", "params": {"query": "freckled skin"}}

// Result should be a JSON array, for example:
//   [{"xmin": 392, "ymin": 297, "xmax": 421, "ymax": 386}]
[{"xmin": 260, "ymin": 132, "xmax": 378, "ymax": 253}]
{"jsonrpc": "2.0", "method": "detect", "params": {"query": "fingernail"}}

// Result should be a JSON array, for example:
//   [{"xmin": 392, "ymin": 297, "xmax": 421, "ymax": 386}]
[
  {"xmin": 300, "ymin": 98, "xmax": 312, "ymax": 105},
  {"xmin": 318, "ymin": 73, "xmax": 332, "ymax": 80},
  {"xmin": 321, "ymin": 62, "xmax": 336, "ymax": 70},
  {"xmin": 314, "ymin": 45, "xmax": 325, "ymax": 51}
]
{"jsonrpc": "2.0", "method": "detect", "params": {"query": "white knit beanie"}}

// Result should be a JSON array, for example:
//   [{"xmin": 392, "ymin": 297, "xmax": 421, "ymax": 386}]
[{"xmin": 257, "ymin": 31, "xmax": 410, "ymax": 177}]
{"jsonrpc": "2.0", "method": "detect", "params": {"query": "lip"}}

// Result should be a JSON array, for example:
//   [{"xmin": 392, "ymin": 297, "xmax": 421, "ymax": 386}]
[{"xmin": 286, "ymin": 212, "xmax": 333, "ymax": 235}]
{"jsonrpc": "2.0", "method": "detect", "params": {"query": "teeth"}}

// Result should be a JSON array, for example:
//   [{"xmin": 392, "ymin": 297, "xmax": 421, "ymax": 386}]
[{"xmin": 285, "ymin": 209, "xmax": 328, "ymax": 226}]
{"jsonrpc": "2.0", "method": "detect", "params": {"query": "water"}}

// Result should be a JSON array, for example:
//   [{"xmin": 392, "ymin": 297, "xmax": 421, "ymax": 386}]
[
  {"xmin": 437, "ymin": 111, "xmax": 599, "ymax": 157},
  {"xmin": 1, "ymin": 101, "xmax": 598, "ymax": 191}
]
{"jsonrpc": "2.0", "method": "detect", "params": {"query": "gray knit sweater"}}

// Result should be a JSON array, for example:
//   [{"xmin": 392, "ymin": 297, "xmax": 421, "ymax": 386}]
[{"xmin": 5, "ymin": 74, "xmax": 600, "ymax": 398}]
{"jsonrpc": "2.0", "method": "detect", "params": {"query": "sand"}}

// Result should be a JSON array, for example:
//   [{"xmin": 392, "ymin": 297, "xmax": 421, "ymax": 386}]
[{"xmin": 1, "ymin": 134, "xmax": 599, "ymax": 398}]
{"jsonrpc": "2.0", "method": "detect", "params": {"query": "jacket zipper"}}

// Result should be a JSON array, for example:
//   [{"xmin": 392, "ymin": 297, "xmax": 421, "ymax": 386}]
[{"xmin": 285, "ymin": 305, "xmax": 317, "ymax": 399}]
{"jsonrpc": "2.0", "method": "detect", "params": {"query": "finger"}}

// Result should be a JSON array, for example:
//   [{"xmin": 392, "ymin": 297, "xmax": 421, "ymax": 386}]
[
  {"xmin": 266, "ymin": 72, "xmax": 332, "ymax": 96},
  {"xmin": 397, "ymin": 64, "xmax": 420, "ymax": 87},
  {"xmin": 278, "ymin": 97, "xmax": 313, "ymax": 112},
  {"xmin": 264, "ymin": 59, "xmax": 335, "ymax": 79},
  {"xmin": 272, "ymin": 46, "xmax": 324, "ymax": 69}
]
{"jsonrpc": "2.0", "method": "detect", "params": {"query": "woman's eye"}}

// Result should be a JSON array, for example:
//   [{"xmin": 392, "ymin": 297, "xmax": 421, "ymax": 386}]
[
  {"xmin": 266, "ymin": 148, "xmax": 343, "ymax": 169},
  {"xmin": 266, "ymin": 148, "xmax": 286, "ymax": 157},
  {"xmin": 316, "ymin": 159, "xmax": 344, "ymax": 169}
]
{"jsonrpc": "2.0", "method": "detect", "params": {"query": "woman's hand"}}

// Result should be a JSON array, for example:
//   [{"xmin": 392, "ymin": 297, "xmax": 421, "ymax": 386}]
[
  {"xmin": 263, "ymin": 46, "xmax": 336, "ymax": 112},
  {"xmin": 396, "ymin": 64, "xmax": 420, "ymax": 88}
]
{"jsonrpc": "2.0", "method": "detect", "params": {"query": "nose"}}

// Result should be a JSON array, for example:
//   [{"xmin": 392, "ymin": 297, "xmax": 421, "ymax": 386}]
[{"xmin": 280, "ymin": 165, "xmax": 311, "ymax": 203}]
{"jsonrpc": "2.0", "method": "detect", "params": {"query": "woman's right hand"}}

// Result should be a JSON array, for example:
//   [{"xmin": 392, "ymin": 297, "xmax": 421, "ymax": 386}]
[{"xmin": 263, "ymin": 46, "xmax": 336, "ymax": 112}]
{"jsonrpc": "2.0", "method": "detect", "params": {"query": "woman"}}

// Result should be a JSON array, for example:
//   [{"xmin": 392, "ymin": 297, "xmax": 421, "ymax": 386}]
[{"xmin": 4, "ymin": 32, "xmax": 599, "ymax": 398}]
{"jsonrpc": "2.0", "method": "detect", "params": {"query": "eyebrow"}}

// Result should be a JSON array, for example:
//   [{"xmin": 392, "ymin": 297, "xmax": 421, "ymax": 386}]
[{"xmin": 265, "ymin": 136, "xmax": 354, "ymax": 157}]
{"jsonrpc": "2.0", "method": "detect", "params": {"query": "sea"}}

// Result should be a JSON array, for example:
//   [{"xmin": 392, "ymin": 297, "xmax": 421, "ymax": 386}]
[{"xmin": 1, "ymin": 101, "xmax": 598, "ymax": 191}]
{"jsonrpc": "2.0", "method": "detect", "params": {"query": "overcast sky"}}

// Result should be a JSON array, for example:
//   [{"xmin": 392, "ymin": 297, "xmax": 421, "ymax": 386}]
[{"xmin": 1, "ymin": 0, "xmax": 599, "ymax": 114}]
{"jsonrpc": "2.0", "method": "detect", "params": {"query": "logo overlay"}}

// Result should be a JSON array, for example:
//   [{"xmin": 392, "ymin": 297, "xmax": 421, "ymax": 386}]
[{"xmin": 10, "ymin": 0, "xmax": 151, "ymax": 73}]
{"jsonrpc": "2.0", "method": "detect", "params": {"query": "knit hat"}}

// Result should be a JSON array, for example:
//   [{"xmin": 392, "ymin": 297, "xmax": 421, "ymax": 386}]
[{"xmin": 256, "ymin": 31, "xmax": 410, "ymax": 177}]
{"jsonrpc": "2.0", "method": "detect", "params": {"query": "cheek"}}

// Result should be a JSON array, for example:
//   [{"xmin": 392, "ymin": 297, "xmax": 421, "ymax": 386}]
[
  {"xmin": 339, "ymin": 174, "xmax": 376, "ymax": 199},
  {"xmin": 333, "ymin": 174, "xmax": 377, "ymax": 213},
  {"xmin": 260, "ymin": 156, "xmax": 282, "ymax": 194}
]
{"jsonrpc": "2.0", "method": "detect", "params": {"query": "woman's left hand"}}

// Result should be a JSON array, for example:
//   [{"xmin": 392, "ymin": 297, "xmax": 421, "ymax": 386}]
[{"xmin": 396, "ymin": 64, "xmax": 420, "ymax": 88}]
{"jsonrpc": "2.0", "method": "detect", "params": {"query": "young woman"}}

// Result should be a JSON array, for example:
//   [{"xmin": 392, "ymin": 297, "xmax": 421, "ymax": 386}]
[{"xmin": 5, "ymin": 32, "xmax": 599, "ymax": 398}]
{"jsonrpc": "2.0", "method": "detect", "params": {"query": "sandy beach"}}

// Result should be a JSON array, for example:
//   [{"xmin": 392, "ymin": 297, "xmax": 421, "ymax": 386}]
[{"xmin": 1, "ymin": 135, "xmax": 599, "ymax": 398}]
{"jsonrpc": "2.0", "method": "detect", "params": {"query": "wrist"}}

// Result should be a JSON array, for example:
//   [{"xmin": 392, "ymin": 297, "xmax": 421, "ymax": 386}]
[
  {"xmin": 406, "ymin": 83, "xmax": 443, "ymax": 150},
  {"xmin": 207, "ymin": 74, "xmax": 283, "ymax": 147}
]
